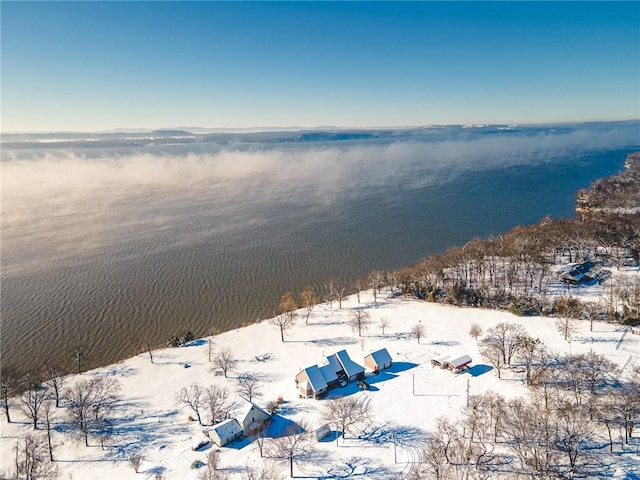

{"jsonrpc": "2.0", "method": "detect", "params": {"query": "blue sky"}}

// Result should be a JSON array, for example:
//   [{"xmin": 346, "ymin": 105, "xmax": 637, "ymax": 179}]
[{"xmin": 1, "ymin": 1, "xmax": 639, "ymax": 132}]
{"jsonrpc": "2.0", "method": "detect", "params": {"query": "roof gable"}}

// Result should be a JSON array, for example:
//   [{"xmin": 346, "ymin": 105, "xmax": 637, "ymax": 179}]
[
  {"xmin": 234, "ymin": 397, "xmax": 271, "ymax": 424},
  {"xmin": 301, "ymin": 365, "xmax": 328, "ymax": 392},
  {"xmin": 335, "ymin": 349, "xmax": 364, "ymax": 377},
  {"xmin": 449, "ymin": 354, "xmax": 472, "ymax": 368},
  {"xmin": 212, "ymin": 418, "xmax": 242, "ymax": 439},
  {"xmin": 367, "ymin": 348, "xmax": 392, "ymax": 366},
  {"xmin": 319, "ymin": 363, "xmax": 338, "ymax": 383}
]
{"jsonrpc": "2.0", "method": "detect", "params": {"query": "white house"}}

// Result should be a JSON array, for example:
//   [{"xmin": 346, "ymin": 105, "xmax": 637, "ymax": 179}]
[
  {"xmin": 208, "ymin": 418, "xmax": 243, "ymax": 447},
  {"xmin": 233, "ymin": 397, "xmax": 272, "ymax": 436}
]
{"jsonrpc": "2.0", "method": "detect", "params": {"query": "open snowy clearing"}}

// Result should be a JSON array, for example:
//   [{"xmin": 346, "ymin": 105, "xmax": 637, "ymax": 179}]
[{"xmin": 2, "ymin": 288, "xmax": 640, "ymax": 479}]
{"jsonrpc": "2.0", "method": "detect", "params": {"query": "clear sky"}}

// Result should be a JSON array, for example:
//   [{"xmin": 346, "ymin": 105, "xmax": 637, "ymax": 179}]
[{"xmin": 1, "ymin": 1, "xmax": 639, "ymax": 132}]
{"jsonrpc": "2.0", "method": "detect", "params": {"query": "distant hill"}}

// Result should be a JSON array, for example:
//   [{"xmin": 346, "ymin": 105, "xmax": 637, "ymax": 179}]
[{"xmin": 149, "ymin": 129, "xmax": 194, "ymax": 136}]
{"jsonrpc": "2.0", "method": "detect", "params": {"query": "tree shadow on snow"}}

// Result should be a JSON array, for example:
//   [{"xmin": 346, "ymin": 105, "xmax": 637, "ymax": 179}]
[
  {"xmin": 430, "ymin": 340, "xmax": 461, "ymax": 347},
  {"xmin": 310, "ymin": 337, "xmax": 359, "ymax": 347},
  {"xmin": 265, "ymin": 414, "xmax": 304, "ymax": 438}
]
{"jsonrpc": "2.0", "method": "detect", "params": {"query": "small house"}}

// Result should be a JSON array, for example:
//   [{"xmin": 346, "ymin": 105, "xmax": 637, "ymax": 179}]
[
  {"xmin": 364, "ymin": 348, "xmax": 393, "ymax": 373},
  {"xmin": 558, "ymin": 261, "xmax": 601, "ymax": 285},
  {"xmin": 233, "ymin": 397, "xmax": 272, "ymax": 436},
  {"xmin": 209, "ymin": 418, "xmax": 243, "ymax": 447},
  {"xmin": 445, "ymin": 355, "xmax": 472, "ymax": 373},
  {"xmin": 314, "ymin": 424, "xmax": 331, "ymax": 441}
]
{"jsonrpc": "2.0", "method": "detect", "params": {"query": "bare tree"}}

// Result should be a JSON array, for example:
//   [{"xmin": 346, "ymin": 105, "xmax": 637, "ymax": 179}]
[
  {"xmin": 63, "ymin": 380, "xmax": 94, "ymax": 446},
  {"xmin": 44, "ymin": 403, "xmax": 54, "ymax": 462},
  {"xmin": 64, "ymin": 377, "xmax": 121, "ymax": 447},
  {"xmin": 205, "ymin": 385, "xmax": 232, "ymax": 424},
  {"xmin": 556, "ymin": 316, "xmax": 577, "ymax": 341},
  {"xmin": 480, "ymin": 342, "xmax": 504, "ymax": 379},
  {"xmin": 278, "ymin": 291, "xmax": 297, "ymax": 320},
  {"xmin": 129, "ymin": 453, "xmax": 144, "ymax": 473},
  {"xmin": 349, "ymin": 308, "xmax": 370, "ymax": 337},
  {"xmin": 502, "ymin": 398, "xmax": 560, "ymax": 479},
  {"xmin": 237, "ymin": 374, "xmax": 263, "ymax": 403},
  {"xmin": 1, "ymin": 368, "xmax": 20, "ymax": 423},
  {"xmin": 300, "ymin": 289, "xmax": 318, "ymax": 325},
  {"xmin": 197, "ymin": 449, "xmax": 227, "ymax": 480},
  {"xmin": 270, "ymin": 314, "xmax": 295, "ymax": 342},
  {"xmin": 90, "ymin": 376, "xmax": 121, "ymax": 426},
  {"xmin": 73, "ymin": 348, "xmax": 85, "ymax": 375},
  {"xmin": 368, "ymin": 271, "xmax": 385, "ymax": 305},
  {"xmin": 144, "ymin": 337, "xmax": 154, "ymax": 364},
  {"xmin": 481, "ymin": 322, "xmax": 525, "ymax": 366},
  {"xmin": 332, "ymin": 280, "xmax": 348, "ymax": 309},
  {"xmin": 417, "ymin": 416, "xmax": 496, "ymax": 480},
  {"xmin": 17, "ymin": 378, "xmax": 48, "ymax": 430},
  {"xmin": 176, "ymin": 383, "xmax": 205, "ymax": 425},
  {"xmin": 14, "ymin": 435, "xmax": 58, "ymax": 480},
  {"xmin": 515, "ymin": 334, "xmax": 543, "ymax": 385},
  {"xmin": 321, "ymin": 396, "xmax": 371, "ymax": 440},
  {"xmin": 378, "ymin": 317, "xmax": 390, "ymax": 336},
  {"xmin": 241, "ymin": 461, "xmax": 284, "ymax": 480},
  {"xmin": 213, "ymin": 348, "xmax": 236, "ymax": 378},
  {"xmin": 43, "ymin": 364, "xmax": 66, "ymax": 408},
  {"xmin": 469, "ymin": 323, "xmax": 483, "ymax": 341},
  {"xmin": 581, "ymin": 302, "xmax": 598, "ymax": 332},
  {"xmin": 266, "ymin": 423, "xmax": 312, "ymax": 478},
  {"xmin": 554, "ymin": 297, "xmax": 581, "ymax": 341},
  {"xmin": 410, "ymin": 324, "xmax": 426, "ymax": 344}
]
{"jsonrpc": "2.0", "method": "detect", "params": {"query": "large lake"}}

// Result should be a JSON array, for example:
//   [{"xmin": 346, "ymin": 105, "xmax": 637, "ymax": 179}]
[{"xmin": 2, "ymin": 122, "xmax": 639, "ymax": 373}]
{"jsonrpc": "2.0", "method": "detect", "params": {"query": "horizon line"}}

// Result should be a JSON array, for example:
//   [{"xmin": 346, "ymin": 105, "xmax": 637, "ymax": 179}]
[{"xmin": 3, "ymin": 118, "xmax": 639, "ymax": 135}]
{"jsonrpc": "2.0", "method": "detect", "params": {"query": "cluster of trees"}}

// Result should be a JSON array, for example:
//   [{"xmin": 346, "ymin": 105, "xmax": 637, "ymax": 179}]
[
  {"xmin": 275, "ymin": 187, "xmax": 639, "ymax": 332},
  {"xmin": 408, "ymin": 364, "xmax": 640, "ymax": 480},
  {"xmin": 0, "ymin": 365, "xmax": 122, "ymax": 479},
  {"xmin": 577, "ymin": 151, "xmax": 640, "ymax": 211}
]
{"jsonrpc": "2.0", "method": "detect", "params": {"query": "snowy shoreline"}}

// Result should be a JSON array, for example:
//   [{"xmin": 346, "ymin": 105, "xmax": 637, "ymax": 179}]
[{"xmin": 2, "ymin": 287, "xmax": 640, "ymax": 479}]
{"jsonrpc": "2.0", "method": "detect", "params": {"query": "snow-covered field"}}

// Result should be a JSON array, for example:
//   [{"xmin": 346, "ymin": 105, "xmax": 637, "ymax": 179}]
[{"xmin": 2, "ymin": 288, "xmax": 640, "ymax": 479}]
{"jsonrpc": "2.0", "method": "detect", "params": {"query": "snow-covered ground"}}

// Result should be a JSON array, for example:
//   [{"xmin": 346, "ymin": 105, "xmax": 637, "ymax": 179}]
[{"xmin": 2, "ymin": 289, "xmax": 640, "ymax": 479}]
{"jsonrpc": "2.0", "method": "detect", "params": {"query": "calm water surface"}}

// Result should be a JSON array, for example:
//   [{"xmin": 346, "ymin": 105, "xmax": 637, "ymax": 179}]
[{"xmin": 2, "ymin": 124, "xmax": 638, "ymax": 373}]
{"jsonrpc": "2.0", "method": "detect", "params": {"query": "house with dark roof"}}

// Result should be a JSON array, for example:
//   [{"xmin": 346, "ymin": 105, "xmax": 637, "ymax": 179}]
[
  {"xmin": 364, "ymin": 348, "xmax": 393, "ymax": 373},
  {"xmin": 557, "ymin": 261, "xmax": 602, "ymax": 285}
]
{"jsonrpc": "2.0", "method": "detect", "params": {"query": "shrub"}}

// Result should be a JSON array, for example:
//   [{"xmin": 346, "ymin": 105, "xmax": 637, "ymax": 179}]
[
  {"xmin": 167, "ymin": 330, "xmax": 196, "ymax": 347},
  {"xmin": 265, "ymin": 400, "xmax": 279, "ymax": 415},
  {"xmin": 191, "ymin": 460, "xmax": 204, "ymax": 469},
  {"xmin": 508, "ymin": 297, "xmax": 542, "ymax": 316}
]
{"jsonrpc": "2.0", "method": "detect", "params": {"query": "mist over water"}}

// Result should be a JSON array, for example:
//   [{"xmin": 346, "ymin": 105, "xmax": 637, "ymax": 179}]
[{"xmin": 2, "ymin": 122, "xmax": 639, "ymax": 373}]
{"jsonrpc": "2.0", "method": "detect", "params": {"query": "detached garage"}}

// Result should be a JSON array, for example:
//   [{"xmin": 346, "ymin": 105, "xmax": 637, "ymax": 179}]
[{"xmin": 364, "ymin": 348, "xmax": 393, "ymax": 373}]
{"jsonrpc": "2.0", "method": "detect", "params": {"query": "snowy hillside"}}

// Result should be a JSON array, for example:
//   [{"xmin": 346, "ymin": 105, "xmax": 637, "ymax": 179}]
[{"xmin": 2, "ymin": 288, "xmax": 640, "ymax": 479}]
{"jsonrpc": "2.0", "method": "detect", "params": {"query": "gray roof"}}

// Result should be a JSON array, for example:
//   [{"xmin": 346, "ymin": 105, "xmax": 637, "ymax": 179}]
[
  {"xmin": 211, "ymin": 418, "xmax": 242, "ymax": 440},
  {"xmin": 366, "ymin": 348, "xmax": 392, "ymax": 367},
  {"xmin": 301, "ymin": 365, "xmax": 328, "ymax": 392},
  {"xmin": 334, "ymin": 350, "xmax": 364, "ymax": 377},
  {"xmin": 448, "ymin": 355, "xmax": 472, "ymax": 368},
  {"xmin": 319, "ymin": 363, "xmax": 338, "ymax": 383}
]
